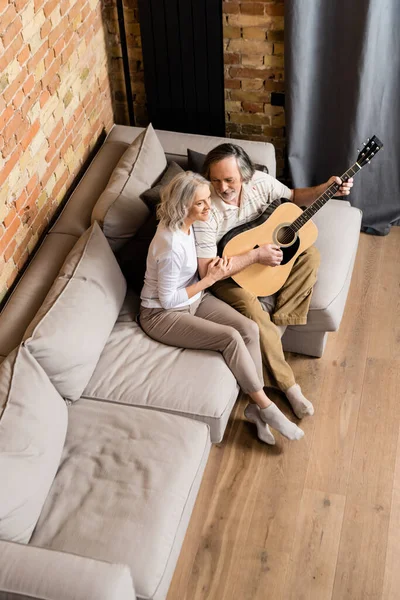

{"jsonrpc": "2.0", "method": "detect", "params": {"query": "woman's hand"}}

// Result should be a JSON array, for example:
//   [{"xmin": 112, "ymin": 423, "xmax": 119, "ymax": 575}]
[{"xmin": 205, "ymin": 256, "xmax": 233, "ymax": 284}]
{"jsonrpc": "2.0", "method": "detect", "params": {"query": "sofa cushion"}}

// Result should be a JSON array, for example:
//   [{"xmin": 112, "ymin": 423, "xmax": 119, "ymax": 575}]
[
  {"xmin": 31, "ymin": 398, "xmax": 210, "ymax": 600},
  {"xmin": 23, "ymin": 222, "xmax": 127, "ymax": 401},
  {"xmin": 116, "ymin": 162, "xmax": 186, "ymax": 294},
  {"xmin": 91, "ymin": 124, "xmax": 167, "ymax": 250},
  {"xmin": 187, "ymin": 148, "xmax": 270, "ymax": 175},
  {"xmin": 0, "ymin": 540, "xmax": 136, "ymax": 600},
  {"xmin": 82, "ymin": 310, "xmax": 239, "ymax": 443},
  {"xmin": 140, "ymin": 161, "xmax": 184, "ymax": 211},
  {"xmin": 0, "ymin": 233, "xmax": 79, "ymax": 359},
  {"xmin": 105, "ymin": 125, "xmax": 277, "ymax": 176},
  {"xmin": 0, "ymin": 345, "xmax": 67, "ymax": 544},
  {"xmin": 116, "ymin": 213, "xmax": 158, "ymax": 295}
]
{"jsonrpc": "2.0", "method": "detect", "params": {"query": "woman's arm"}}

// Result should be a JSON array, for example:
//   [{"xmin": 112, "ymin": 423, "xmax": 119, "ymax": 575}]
[
  {"xmin": 157, "ymin": 251, "xmax": 190, "ymax": 309},
  {"xmin": 186, "ymin": 257, "xmax": 232, "ymax": 298},
  {"xmin": 157, "ymin": 253, "xmax": 232, "ymax": 309}
]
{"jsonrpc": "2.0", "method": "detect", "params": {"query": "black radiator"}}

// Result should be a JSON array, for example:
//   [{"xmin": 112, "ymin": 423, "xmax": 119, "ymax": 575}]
[{"xmin": 137, "ymin": 0, "xmax": 225, "ymax": 137}]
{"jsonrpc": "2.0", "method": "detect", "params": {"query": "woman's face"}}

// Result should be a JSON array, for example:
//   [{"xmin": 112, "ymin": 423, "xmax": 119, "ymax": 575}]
[{"xmin": 187, "ymin": 184, "xmax": 211, "ymax": 222}]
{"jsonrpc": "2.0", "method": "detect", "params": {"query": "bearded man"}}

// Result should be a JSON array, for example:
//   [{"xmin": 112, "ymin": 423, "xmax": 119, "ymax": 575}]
[{"xmin": 193, "ymin": 143, "xmax": 353, "ymax": 420}]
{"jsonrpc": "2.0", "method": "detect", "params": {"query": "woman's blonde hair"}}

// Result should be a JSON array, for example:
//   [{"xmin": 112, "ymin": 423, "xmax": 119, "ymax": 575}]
[{"xmin": 157, "ymin": 171, "xmax": 210, "ymax": 230}]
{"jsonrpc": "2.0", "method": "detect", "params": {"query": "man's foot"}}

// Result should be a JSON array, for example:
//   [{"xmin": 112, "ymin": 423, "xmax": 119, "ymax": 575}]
[
  {"xmin": 244, "ymin": 403, "xmax": 276, "ymax": 445},
  {"xmin": 259, "ymin": 403, "xmax": 304, "ymax": 441},
  {"xmin": 286, "ymin": 384, "xmax": 314, "ymax": 419}
]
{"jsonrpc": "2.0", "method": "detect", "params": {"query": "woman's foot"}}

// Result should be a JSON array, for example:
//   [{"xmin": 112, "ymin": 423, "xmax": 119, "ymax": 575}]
[
  {"xmin": 259, "ymin": 403, "xmax": 304, "ymax": 441},
  {"xmin": 244, "ymin": 403, "xmax": 276, "ymax": 445},
  {"xmin": 286, "ymin": 384, "xmax": 314, "ymax": 419}
]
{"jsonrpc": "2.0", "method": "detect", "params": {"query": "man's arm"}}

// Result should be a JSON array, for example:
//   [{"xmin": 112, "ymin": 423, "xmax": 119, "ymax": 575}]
[
  {"xmin": 197, "ymin": 174, "xmax": 353, "ymax": 280},
  {"xmin": 291, "ymin": 176, "xmax": 354, "ymax": 208}
]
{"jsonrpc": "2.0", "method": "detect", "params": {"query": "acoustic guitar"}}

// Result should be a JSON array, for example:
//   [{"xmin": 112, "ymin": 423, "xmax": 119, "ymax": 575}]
[{"xmin": 220, "ymin": 135, "xmax": 383, "ymax": 297}]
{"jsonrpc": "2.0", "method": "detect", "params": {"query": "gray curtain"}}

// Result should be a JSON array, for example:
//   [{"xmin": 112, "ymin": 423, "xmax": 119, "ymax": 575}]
[{"xmin": 285, "ymin": 0, "xmax": 400, "ymax": 235}]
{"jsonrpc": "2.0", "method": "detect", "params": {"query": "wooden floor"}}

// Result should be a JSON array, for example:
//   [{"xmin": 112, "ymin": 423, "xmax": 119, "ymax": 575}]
[{"xmin": 167, "ymin": 227, "xmax": 400, "ymax": 600}]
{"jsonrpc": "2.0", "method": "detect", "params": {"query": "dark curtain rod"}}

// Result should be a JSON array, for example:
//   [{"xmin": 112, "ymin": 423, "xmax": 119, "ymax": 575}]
[{"xmin": 116, "ymin": 0, "xmax": 135, "ymax": 126}]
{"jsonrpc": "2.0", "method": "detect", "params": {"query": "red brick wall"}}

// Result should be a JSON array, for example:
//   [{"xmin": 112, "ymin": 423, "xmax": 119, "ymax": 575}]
[
  {"xmin": 0, "ymin": 0, "xmax": 115, "ymax": 303},
  {"xmin": 104, "ymin": 1, "xmax": 286, "ymax": 175},
  {"xmin": 223, "ymin": 0, "xmax": 285, "ymax": 175}
]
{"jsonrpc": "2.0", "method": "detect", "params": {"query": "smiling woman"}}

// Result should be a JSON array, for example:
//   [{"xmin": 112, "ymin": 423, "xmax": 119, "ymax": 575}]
[
  {"xmin": 139, "ymin": 171, "xmax": 304, "ymax": 445},
  {"xmin": 155, "ymin": 172, "xmax": 212, "ymax": 233}
]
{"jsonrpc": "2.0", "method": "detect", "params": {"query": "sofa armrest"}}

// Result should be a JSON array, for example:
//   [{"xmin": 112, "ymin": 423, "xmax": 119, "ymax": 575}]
[{"xmin": 0, "ymin": 540, "xmax": 136, "ymax": 600}]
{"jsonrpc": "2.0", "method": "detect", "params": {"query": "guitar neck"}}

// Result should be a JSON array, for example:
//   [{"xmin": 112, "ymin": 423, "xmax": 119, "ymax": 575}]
[{"xmin": 291, "ymin": 162, "xmax": 362, "ymax": 233}]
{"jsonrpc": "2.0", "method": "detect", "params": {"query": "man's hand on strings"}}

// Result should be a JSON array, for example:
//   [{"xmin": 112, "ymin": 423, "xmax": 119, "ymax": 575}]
[{"xmin": 256, "ymin": 244, "xmax": 283, "ymax": 267}]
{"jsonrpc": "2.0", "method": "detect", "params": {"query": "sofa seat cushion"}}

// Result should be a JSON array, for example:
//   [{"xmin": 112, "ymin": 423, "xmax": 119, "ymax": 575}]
[
  {"xmin": 91, "ymin": 124, "xmax": 166, "ymax": 251},
  {"xmin": 0, "ymin": 345, "xmax": 67, "ymax": 544},
  {"xmin": 30, "ymin": 398, "xmax": 211, "ymax": 600},
  {"xmin": 23, "ymin": 223, "xmax": 127, "ymax": 401},
  {"xmin": 82, "ymin": 314, "xmax": 239, "ymax": 443},
  {"xmin": 259, "ymin": 202, "xmax": 362, "ymax": 331}
]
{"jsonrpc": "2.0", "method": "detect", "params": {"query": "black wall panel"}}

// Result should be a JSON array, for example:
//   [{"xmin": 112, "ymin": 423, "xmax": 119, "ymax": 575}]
[{"xmin": 138, "ymin": 0, "xmax": 225, "ymax": 137}]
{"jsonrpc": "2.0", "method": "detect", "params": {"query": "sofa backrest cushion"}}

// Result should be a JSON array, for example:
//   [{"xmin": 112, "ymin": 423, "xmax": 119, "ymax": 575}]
[
  {"xmin": 116, "ymin": 213, "xmax": 158, "ymax": 295},
  {"xmin": 91, "ymin": 124, "xmax": 167, "ymax": 251},
  {"xmin": 0, "ymin": 345, "xmax": 68, "ymax": 544},
  {"xmin": 187, "ymin": 148, "xmax": 270, "ymax": 176},
  {"xmin": 140, "ymin": 161, "xmax": 184, "ymax": 211},
  {"xmin": 23, "ymin": 222, "xmax": 127, "ymax": 401},
  {"xmin": 116, "ymin": 162, "xmax": 185, "ymax": 294}
]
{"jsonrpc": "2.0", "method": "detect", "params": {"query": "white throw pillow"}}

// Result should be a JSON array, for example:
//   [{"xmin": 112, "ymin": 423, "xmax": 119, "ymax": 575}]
[
  {"xmin": 0, "ymin": 345, "xmax": 67, "ymax": 543},
  {"xmin": 23, "ymin": 222, "xmax": 127, "ymax": 401},
  {"xmin": 91, "ymin": 123, "xmax": 167, "ymax": 250}
]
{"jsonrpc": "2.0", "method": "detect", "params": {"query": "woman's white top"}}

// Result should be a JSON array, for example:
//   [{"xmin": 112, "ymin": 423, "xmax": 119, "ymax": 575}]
[{"xmin": 140, "ymin": 224, "xmax": 201, "ymax": 309}]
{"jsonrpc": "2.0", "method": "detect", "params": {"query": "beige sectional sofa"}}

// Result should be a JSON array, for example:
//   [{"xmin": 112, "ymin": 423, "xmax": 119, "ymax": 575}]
[{"xmin": 0, "ymin": 124, "xmax": 362, "ymax": 600}]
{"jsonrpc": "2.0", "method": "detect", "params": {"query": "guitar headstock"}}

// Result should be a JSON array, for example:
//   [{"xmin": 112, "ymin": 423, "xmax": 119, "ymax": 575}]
[{"xmin": 356, "ymin": 135, "xmax": 383, "ymax": 167}]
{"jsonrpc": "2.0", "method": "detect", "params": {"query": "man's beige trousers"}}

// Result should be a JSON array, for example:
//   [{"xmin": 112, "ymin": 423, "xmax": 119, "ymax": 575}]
[{"xmin": 211, "ymin": 246, "xmax": 321, "ymax": 391}]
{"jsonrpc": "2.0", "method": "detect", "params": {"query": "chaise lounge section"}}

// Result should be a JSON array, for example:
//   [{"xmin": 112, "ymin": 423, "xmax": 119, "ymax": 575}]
[{"xmin": 0, "ymin": 124, "xmax": 361, "ymax": 599}]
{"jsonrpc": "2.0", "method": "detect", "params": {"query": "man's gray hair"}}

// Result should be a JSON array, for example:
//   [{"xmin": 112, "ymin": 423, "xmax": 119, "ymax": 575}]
[
  {"xmin": 157, "ymin": 171, "xmax": 210, "ymax": 231},
  {"xmin": 202, "ymin": 143, "xmax": 255, "ymax": 183}
]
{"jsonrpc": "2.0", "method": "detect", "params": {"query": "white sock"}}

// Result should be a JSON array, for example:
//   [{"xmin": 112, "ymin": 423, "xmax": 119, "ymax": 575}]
[
  {"xmin": 244, "ymin": 403, "xmax": 275, "ymax": 445},
  {"xmin": 286, "ymin": 384, "xmax": 314, "ymax": 419},
  {"xmin": 259, "ymin": 403, "xmax": 304, "ymax": 441},
  {"xmin": 275, "ymin": 324, "xmax": 287, "ymax": 338}
]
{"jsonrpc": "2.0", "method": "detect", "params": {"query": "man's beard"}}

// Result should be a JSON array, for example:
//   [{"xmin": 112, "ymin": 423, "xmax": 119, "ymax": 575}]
[{"xmin": 218, "ymin": 189, "xmax": 238, "ymax": 202}]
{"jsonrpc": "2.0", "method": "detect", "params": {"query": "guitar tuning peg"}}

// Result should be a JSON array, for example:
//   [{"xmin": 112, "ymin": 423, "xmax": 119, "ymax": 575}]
[{"xmin": 357, "ymin": 148, "xmax": 360, "ymax": 153}]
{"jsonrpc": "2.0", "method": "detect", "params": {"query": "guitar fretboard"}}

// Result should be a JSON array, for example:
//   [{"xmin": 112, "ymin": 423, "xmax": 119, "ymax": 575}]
[{"xmin": 290, "ymin": 163, "xmax": 362, "ymax": 233}]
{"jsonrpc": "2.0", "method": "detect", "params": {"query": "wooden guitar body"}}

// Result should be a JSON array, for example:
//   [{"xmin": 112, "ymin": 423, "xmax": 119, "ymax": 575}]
[{"xmin": 222, "ymin": 202, "xmax": 318, "ymax": 296}]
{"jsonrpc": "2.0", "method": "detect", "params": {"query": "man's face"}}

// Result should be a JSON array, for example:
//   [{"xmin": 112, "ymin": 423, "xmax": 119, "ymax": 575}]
[{"xmin": 209, "ymin": 156, "xmax": 243, "ymax": 205}]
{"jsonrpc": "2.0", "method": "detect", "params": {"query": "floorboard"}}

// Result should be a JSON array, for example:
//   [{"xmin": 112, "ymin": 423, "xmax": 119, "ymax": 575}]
[{"xmin": 167, "ymin": 228, "xmax": 400, "ymax": 600}]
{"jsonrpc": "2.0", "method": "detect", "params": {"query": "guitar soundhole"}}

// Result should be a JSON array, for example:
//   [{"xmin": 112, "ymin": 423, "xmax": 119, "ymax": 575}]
[{"xmin": 276, "ymin": 226, "xmax": 296, "ymax": 246}]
